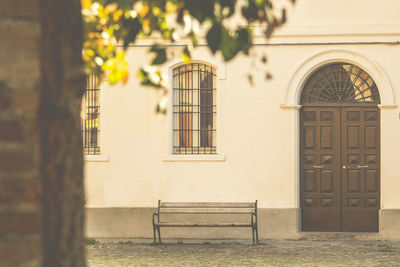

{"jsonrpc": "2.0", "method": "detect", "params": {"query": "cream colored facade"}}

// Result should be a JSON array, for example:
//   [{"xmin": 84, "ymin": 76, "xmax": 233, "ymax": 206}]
[{"xmin": 85, "ymin": 0, "xmax": 400, "ymax": 240}]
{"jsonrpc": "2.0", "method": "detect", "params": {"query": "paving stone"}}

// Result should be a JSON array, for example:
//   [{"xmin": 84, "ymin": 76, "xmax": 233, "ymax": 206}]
[{"xmin": 87, "ymin": 239, "xmax": 400, "ymax": 266}]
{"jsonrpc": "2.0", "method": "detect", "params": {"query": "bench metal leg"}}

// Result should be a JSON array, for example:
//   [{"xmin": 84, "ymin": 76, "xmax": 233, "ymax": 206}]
[
  {"xmin": 157, "ymin": 227, "xmax": 161, "ymax": 244},
  {"xmin": 251, "ymin": 213, "xmax": 259, "ymax": 245},
  {"xmin": 251, "ymin": 215, "xmax": 255, "ymax": 245},
  {"xmin": 152, "ymin": 213, "xmax": 160, "ymax": 245},
  {"xmin": 255, "ymin": 223, "xmax": 259, "ymax": 244},
  {"xmin": 252, "ymin": 227, "xmax": 255, "ymax": 245},
  {"xmin": 153, "ymin": 224, "xmax": 157, "ymax": 245}
]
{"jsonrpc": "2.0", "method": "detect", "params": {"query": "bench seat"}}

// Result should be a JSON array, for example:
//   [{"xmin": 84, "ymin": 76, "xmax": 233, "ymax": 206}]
[
  {"xmin": 152, "ymin": 200, "xmax": 258, "ymax": 244},
  {"xmin": 154, "ymin": 222, "xmax": 253, "ymax": 227}
]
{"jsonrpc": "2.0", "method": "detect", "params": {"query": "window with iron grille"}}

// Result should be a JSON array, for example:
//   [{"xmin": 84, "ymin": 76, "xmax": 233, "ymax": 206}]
[
  {"xmin": 82, "ymin": 74, "xmax": 100, "ymax": 155},
  {"xmin": 172, "ymin": 63, "xmax": 216, "ymax": 154}
]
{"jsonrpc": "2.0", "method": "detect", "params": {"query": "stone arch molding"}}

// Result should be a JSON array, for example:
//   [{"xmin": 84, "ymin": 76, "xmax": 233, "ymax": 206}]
[
  {"xmin": 282, "ymin": 49, "xmax": 397, "ymax": 108},
  {"xmin": 165, "ymin": 56, "xmax": 226, "ymax": 80}
]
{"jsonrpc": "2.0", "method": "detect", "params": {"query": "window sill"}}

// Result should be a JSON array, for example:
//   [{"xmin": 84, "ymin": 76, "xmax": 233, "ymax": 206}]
[
  {"xmin": 84, "ymin": 154, "xmax": 109, "ymax": 162},
  {"xmin": 162, "ymin": 154, "xmax": 226, "ymax": 162}
]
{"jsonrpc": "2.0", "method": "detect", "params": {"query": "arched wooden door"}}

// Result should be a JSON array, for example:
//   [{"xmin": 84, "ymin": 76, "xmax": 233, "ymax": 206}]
[{"xmin": 299, "ymin": 63, "xmax": 381, "ymax": 232}]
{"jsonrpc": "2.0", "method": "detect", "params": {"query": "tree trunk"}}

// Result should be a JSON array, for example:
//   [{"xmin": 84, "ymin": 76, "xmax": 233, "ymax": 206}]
[
  {"xmin": 0, "ymin": 1, "xmax": 42, "ymax": 266},
  {"xmin": 39, "ymin": 0, "xmax": 86, "ymax": 266}
]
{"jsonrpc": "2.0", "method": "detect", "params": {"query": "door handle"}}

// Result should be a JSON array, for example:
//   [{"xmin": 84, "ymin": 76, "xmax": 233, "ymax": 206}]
[
  {"xmin": 313, "ymin": 165, "xmax": 324, "ymax": 169},
  {"xmin": 357, "ymin": 165, "xmax": 369, "ymax": 168}
]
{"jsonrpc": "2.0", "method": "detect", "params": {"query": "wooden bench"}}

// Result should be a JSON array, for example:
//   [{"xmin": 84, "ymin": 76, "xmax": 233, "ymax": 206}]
[{"xmin": 152, "ymin": 200, "xmax": 258, "ymax": 245}]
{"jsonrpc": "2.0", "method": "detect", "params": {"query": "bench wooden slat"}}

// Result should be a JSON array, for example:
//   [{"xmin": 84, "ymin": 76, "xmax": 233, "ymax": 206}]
[
  {"xmin": 155, "ymin": 222, "xmax": 252, "ymax": 227},
  {"xmin": 153, "ymin": 200, "xmax": 259, "ymax": 244},
  {"xmin": 159, "ymin": 208, "xmax": 255, "ymax": 214},
  {"xmin": 160, "ymin": 202, "xmax": 255, "ymax": 208}
]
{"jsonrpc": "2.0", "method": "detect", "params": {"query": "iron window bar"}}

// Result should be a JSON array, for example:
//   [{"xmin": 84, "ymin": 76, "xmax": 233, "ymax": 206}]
[
  {"xmin": 172, "ymin": 63, "xmax": 217, "ymax": 154},
  {"xmin": 82, "ymin": 74, "xmax": 100, "ymax": 155}
]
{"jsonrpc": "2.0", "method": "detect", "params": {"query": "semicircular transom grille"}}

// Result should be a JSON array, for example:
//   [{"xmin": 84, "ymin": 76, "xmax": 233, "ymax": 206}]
[{"xmin": 301, "ymin": 63, "xmax": 380, "ymax": 105}]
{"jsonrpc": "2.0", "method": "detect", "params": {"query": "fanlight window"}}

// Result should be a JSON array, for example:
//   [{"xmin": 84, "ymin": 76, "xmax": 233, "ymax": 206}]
[
  {"xmin": 172, "ymin": 63, "xmax": 216, "ymax": 154},
  {"xmin": 301, "ymin": 63, "xmax": 380, "ymax": 104}
]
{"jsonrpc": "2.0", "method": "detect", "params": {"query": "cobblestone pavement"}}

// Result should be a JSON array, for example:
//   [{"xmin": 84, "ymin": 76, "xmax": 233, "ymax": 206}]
[{"xmin": 87, "ymin": 239, "xmax": 400, "ymax": 266}]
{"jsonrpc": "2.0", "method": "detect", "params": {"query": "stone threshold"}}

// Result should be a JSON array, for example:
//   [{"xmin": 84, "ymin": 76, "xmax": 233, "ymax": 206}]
[{"xmin": 297, "ymin": 232, "xmax": 381, "ymax": 241}]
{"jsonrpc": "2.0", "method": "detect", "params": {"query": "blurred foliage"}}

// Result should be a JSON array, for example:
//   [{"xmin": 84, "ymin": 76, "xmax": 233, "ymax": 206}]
[
  {"xmin": 85, "ymin": 238, "xmax": 97, "ymax": 245},
  {"xmin": 82, "ymin": 0, "xmax": 294, "ymax": 88}
]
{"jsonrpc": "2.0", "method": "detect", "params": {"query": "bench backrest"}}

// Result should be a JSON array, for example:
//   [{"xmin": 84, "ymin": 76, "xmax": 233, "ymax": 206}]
[{"xmin": 158, "ymin": 201, "xmax": 257, "ymax": 214}]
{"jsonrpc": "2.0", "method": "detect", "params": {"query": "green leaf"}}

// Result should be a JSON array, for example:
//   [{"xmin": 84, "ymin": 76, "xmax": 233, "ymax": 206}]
[
  {"xmin": 181, "ymin": 46, "xmax": 192, "ymax": 62},
  {"xmin": 137, "ymin": 67, "xmax": 162, "ymax": 88},
  {"xmin": 220, "ymin": 0, "xmax": 236, "ymax": 17},
  {"xmin": 150, "ymin": 44, "xmax": 167, "ymax": 65},
  {"xmin": 206, "ymin": 23, "xmax": 223, "ymax": 54},
  {"xmin": 191, "ymin": 33, "xmax": 198, "ymax": 48},
  {"xmin": 122, "ymin": 18, "xmax": 141, "ymax": 50},
  {"xmin": 220, "ymin": 29, "xmax": 239, "ymax": 61},
  {"xmin": 102, "ymin": 0, "xmax": 132, "ymax": 9},
  {"xmin": 236, "ymin": 27, "xmax": 252, "ymax": 55},
  {"xmin": 177, "ymin": 7, "xmax": 185, "ymax": 24},
  {"xmin": 241, "ymin": 1, "xmax": 259, "ymax": 22},
  {"xmin": 281, "ymin": 8, "xmax": 287, "ymax": 24},
  {"xmin": 185, "ymin": 0, "xmax": 215, "ymax": 23}
]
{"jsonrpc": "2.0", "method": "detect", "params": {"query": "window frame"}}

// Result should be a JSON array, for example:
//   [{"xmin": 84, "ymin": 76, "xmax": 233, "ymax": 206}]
[
  {"xmin": 164, "ymin": 60, "xmax": 226, "ymax": 161},
  {"xmin": 82, "ymin": 74, "xmax": 109, "ymax": 162},
  {"xmin": 172, "ymin": 62, "xmax": 217, "ymax": 155}
]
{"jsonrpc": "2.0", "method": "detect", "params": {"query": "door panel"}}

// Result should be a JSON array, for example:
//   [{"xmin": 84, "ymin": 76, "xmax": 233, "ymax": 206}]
[
  {"xmin": 301, "ymin": 107, "xmax": 380, "ymax": 232},
  {"xmin": 341, "ymin": 209, "xmax": 378, "ymax": 232},
  {"xmin": 341, "ymin": 107, "xmax": 380, "ymax": 232},
  {"xmin": 300, "ymin": 107, "xmax": 341, "ymax": 231}
]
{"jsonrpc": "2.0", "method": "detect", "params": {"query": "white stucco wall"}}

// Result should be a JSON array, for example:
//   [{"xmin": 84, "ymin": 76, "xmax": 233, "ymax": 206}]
[{"xmin": 84, "ymin": 0, "xmax": 400, "ymax": 212}]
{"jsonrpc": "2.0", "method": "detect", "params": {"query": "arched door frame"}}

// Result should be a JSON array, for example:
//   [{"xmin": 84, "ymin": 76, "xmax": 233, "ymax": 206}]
[
  {"xmin": 281, "ymin": 49, "xmax": 397, "ymax": 231},
  {"xmin": 282, "ymin": 49, "xmax": 396, "ymax": 108}
]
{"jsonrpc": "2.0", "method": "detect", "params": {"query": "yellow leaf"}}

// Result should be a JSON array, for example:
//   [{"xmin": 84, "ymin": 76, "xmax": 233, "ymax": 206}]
[
  {"xmin": 143, "ymin": 18, "xmax": 150, "ymax": 33},
  {"xmin": 105, "ymin": 3, "xmax": 118, "ymax": 13},
  {"xmin": 113, "ymin": 10, "xmax": 123, "ymax": 21},
  {"xmin": 121, "ymin": 69, "xmax": 129, "ymax": 84},
  {"xmin": 138, "ymin": 5, "xmax": 149, "ymax": 17},
  {"xmin": 152, "ymin": 7, "xmax": 161, "ymax": 16},
  {"xmin": 81, "ymin": 0, "xmax": 92, "ymax": 9},
  {"xmin": 166, "ymin": 2, "xmax": 177, "ymax": 13},
  {"xmin": 116, "ymin": 51, "xmax": 125, "ymax": 60},
  {"xmin": 100, "ymin": 18, "xmax": 108, "ymax": 25},
  {"xmin": 88, "ymin": 32, "xmax": 99, "ymax": 38}
]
